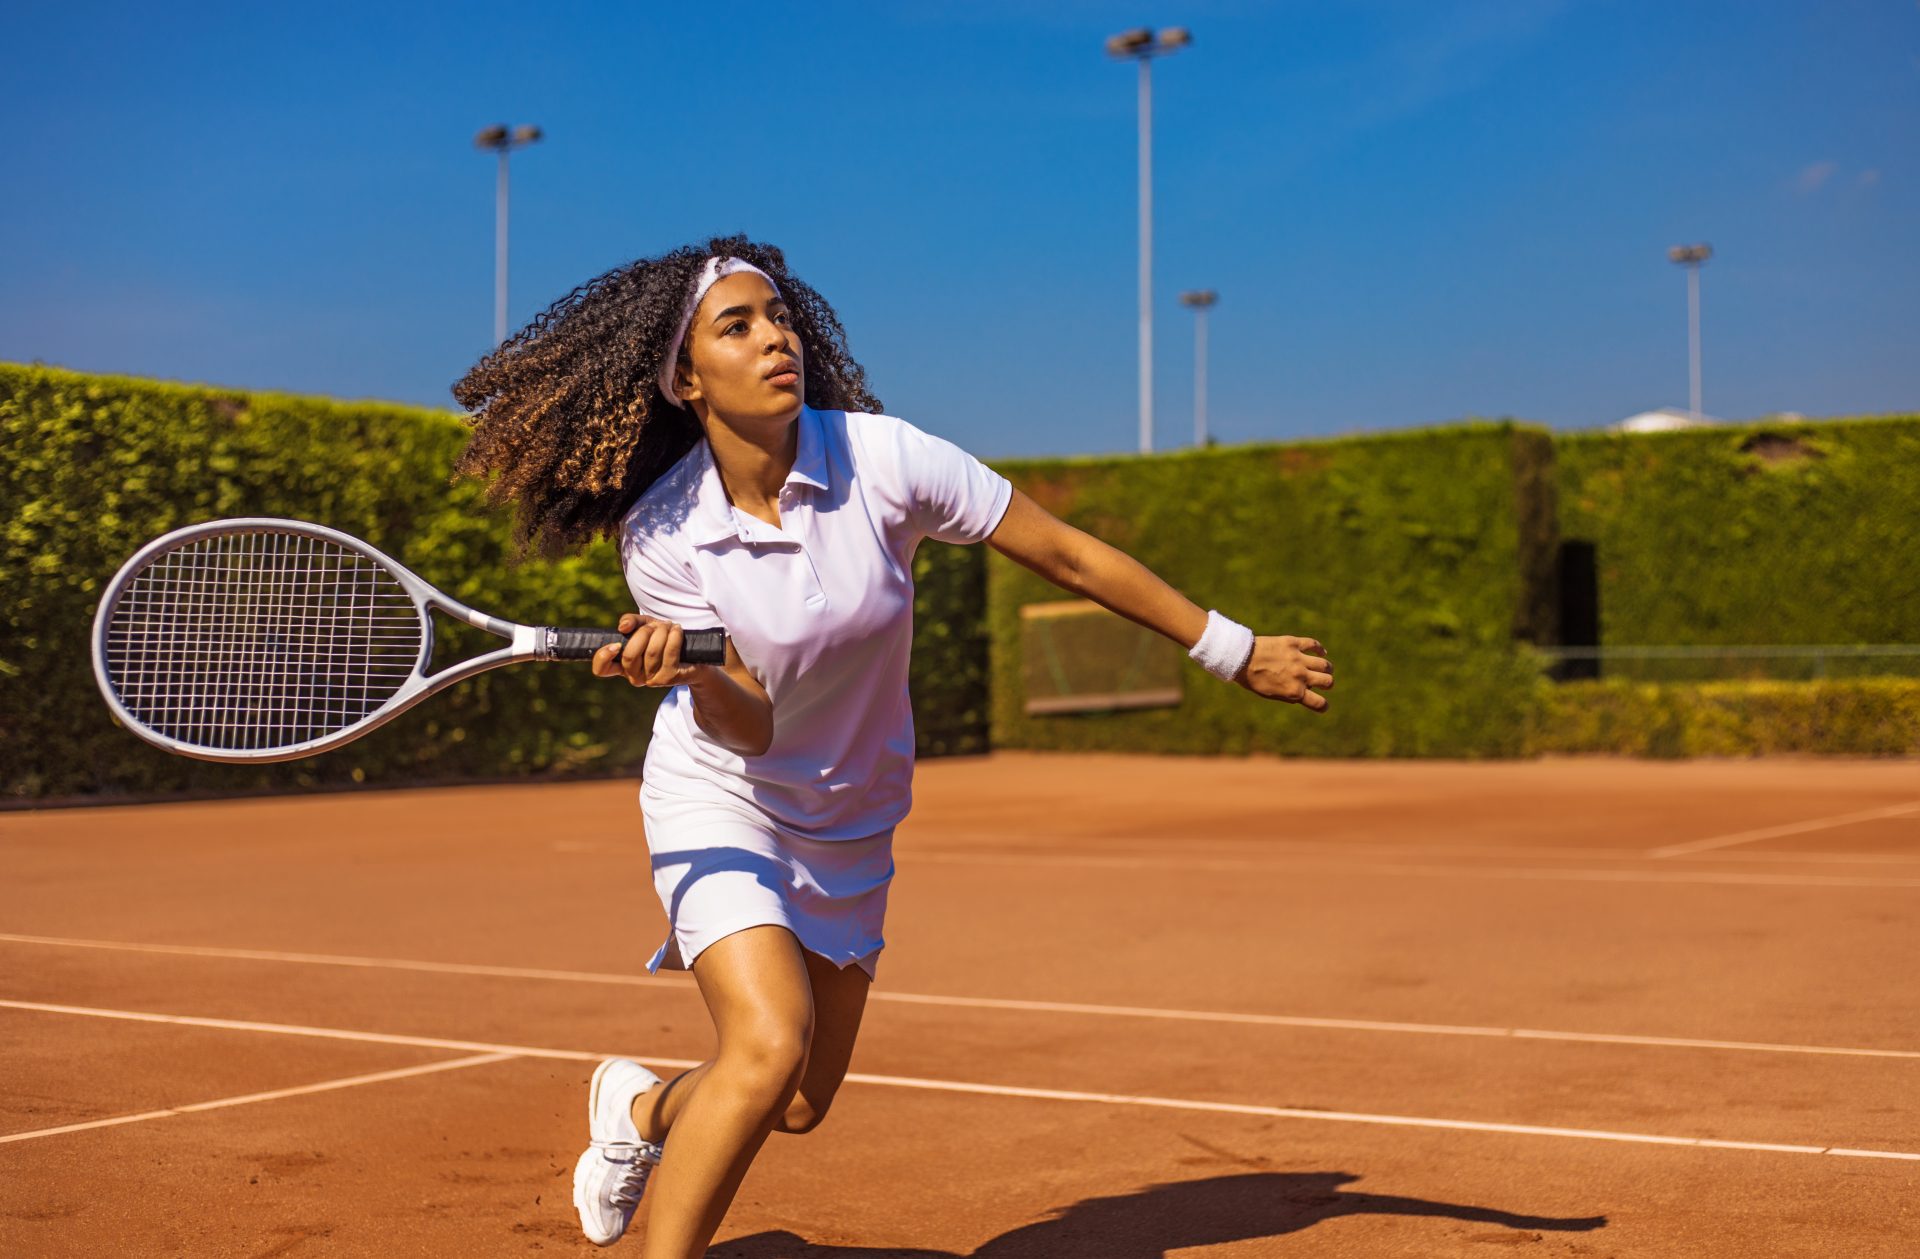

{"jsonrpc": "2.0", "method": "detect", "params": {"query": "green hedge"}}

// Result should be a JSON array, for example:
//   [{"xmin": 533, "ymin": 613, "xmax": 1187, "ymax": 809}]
[
  {"xmin": 986, "ymin": 423, "xmax": 1557, "ymax": 758},
  {"xmin": 10, "ymin": 360, "xmax": 1907, "ymax": 797},
  {"xmin": 909, "ymin": 540, "xmax": 991, "ymax": 757},
  {"xmin": 1555, "ymin": 414, "xmax": 1920, "ymax": 653},
  {"xmin": 1532, "ymin": 678, "xmax": 1920, "ymax": 757},
  {"xmin": 0, "ymin": 364, "xmax": 989, "ymax": 800}
]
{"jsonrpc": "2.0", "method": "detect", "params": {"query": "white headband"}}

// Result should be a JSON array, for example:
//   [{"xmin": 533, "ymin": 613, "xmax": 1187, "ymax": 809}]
[{"xmin": 657, "ymin": 256, "xmax": 783, "ymax": 408}]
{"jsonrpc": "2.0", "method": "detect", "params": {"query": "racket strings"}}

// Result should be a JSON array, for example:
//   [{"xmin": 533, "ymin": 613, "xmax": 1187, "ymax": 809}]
[{"xmin": 104, "ymin": 531, "xmax": 424, "ymax": 751}]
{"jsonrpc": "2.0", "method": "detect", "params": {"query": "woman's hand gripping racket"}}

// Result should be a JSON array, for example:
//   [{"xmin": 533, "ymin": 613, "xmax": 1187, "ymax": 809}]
[
  {"xmin": 90, "ymin": 517, "xmax": 729, "ymax": 764},
  {"xmin": 589, "ymin": 613, "xmax": 717, "ymax": 689}
]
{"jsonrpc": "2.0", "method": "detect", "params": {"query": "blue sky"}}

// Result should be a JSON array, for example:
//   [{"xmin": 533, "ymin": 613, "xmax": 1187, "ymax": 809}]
[{"xmin": 4, "ymin": 0, "xmax": 1916, "ymax": 458}]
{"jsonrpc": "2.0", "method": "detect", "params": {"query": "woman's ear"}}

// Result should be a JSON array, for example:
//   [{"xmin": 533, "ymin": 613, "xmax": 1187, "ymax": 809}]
[{"xmin": 674, "ymin": 356, "xmax": 702, "ymax": 404}]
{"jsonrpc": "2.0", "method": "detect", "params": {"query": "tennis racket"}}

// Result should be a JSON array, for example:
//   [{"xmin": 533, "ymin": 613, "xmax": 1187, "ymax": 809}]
[{"xmin": 90, "ymin": 517, "xmax": 728, "ymax": 764}]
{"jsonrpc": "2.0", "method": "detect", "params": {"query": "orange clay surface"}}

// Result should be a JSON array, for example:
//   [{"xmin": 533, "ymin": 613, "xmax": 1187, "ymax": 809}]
[{"xmin": 2, "ymin": 752, "xmax": 1916, "ymax": 1257}]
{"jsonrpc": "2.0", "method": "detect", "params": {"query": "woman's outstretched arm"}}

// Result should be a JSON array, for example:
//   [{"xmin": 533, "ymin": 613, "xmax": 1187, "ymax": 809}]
[{"xmin": 985, "ymin": 487, "xmax": 1334, "ymax": 710}]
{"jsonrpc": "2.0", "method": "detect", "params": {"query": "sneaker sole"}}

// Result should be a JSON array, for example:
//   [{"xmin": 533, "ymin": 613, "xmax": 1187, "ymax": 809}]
[
  {"xmin": 571, "ymin": 1145, "xmax": 622, "ymax": 1247},
  {"xmin": 578, "ymin": 1060, "xmax": 623, "ymax": 1246}
]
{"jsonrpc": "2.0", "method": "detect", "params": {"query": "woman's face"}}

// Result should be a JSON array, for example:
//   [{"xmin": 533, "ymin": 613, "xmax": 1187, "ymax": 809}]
[{"xmin": 677, "ymin": 272, "xmax": 805, "ymax": 425}]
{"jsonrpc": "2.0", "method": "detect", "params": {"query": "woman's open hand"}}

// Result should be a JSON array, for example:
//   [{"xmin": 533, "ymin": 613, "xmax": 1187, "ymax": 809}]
[
  {"xmin": 1238, "ymin": 635, "xmax": 1334, "ymax": 712},
  {"xmin": 590, "ymin": 613, "xmax": 708, "ymax": 688}
]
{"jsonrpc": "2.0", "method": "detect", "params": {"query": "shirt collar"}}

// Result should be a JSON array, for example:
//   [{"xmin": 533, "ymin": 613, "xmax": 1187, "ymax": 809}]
[
  {"xmin": 684, "ymin": 406, "xmax": 827, "ymax": 548},
  {"xmin": 786, "ymin": 404, "xmax": 829, "ymax": 492}
]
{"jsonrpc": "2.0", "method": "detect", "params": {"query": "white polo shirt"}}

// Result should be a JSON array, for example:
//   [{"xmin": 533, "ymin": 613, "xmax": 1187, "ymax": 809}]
[{"xmin": 618, "ymin": 406, "xmax": 1013, "ymax": 840}]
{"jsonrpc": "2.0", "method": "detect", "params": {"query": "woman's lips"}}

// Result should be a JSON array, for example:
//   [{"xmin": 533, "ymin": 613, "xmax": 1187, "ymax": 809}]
[{"xmin": 767, "ymin": 370, "xmax": 800, "ymax": 387}]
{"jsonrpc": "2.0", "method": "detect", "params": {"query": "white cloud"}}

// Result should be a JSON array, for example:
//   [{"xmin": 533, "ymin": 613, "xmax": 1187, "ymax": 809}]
[{"xmin": 1795, "ymin": 160, "xmax": 1838, "ymax": 193}]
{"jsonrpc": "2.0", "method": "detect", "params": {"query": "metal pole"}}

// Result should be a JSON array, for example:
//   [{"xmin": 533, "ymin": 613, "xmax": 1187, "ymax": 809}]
[
  {"xmin": 1194, "ymin": 304, "xmax": 1208, "ymax": 446},
  {"xmin": 495, "ymin": 147, "xmax": 510, "ymax": 347},
  {"xmin": 1687, "ymin": 262, "xmax": 1702, "ymax": 418},
  {"xmin": 1107, "ymin": 29, "xmax": 1185, "ymax": 453},
  {"xmin": 1668, "ymin": 243, "xmax": 1710, "ymax": 418},
  {"xmin": 1137, "ymin": 56, "xmax": 1153, "ymax": 454},
  {"xmin": 476, "ymin": 124, "xmax": 540, "ymax": 348}
]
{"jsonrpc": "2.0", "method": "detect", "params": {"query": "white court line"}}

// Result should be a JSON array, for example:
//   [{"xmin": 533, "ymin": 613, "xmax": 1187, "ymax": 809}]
[
  {"xmin": 4, "ymin": 933, "xmax": 1916, "ymax": 1062},
  {"xmin": 906, "ymin": 835, "xmax": 1920, "ymax": 867},
  {"xmin": 0, "ymin": 998, "xmax": 678, "ymax": 1065},
  {"xmin": 873, "ymin": 993, "xmax": 1920, "ymax": 1062},
  {"xmin": 906, "ymin": 851, "xmax": 1920, "ymax": 889},
  {"xmin": 2, "ymin": 999, "xmax": 1913, "ymax": 1163},
  {"xmin": 0, "ymin": 933, "xmax": 702, "ymax": 990},
  {"xmin": 0, "ymin": 1051, "xmax": 514, "ymax": 1146},
  {"xmin": 1648, "ymin": 801, "xmax": 1920, "ymax": 858},
  {"xmin": 1683, "ymin": 849, "xmax": 1920, "ymax": 866}
]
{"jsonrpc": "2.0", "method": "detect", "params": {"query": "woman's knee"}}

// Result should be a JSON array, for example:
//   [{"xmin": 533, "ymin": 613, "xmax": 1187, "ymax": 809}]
[{"xmin": 715, "ymin": 1018, "xmax": 812, "ymax": 1099}]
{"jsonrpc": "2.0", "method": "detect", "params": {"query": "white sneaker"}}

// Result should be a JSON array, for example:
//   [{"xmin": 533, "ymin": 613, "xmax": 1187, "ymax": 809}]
[{"xmin": 572, "ymin": 1057, "xmax": 665, "ymax": 1246}]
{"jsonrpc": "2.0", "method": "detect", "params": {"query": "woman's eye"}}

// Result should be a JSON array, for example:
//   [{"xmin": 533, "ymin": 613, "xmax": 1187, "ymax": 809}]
[
  {"xmin": 775, "ymin": 312, "xmax": 792, "ymax": 326},
  {"xmin": 725, "ymin": 321, "xmax": 747, "ymax": 335}
]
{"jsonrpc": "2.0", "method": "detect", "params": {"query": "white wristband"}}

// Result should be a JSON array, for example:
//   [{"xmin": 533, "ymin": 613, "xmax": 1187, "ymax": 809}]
[{"xmin": 1189, "ymin": 610, "xmax": 1255, "ymax": 682}]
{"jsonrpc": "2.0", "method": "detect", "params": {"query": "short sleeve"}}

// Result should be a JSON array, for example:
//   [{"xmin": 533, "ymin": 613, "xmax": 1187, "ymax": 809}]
[
  {"xmin": 884, "ymin": 416, "xmax": 1013, "ymax": 545},
  {"xmin": 619, "ymin": 532, "xmax": 719, "ymax": 627}
]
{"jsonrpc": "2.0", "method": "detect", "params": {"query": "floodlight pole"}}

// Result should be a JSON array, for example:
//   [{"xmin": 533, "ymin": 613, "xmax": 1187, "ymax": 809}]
[
  {"xmin": 475, "ymin": 124, "xmax": 544, "ymax": 347},
  {"xmin": 495, "ymin": 149, "xmax": 510, "ymax": 345},
  {"xmin": 1668, "ymin": 243, "xmax": 1712, "ymax": 418},
  {"xmin": 1181, "ymin": 290, "xmax": 1217, "ymax": 446},
  {"xmin": 1138, "ymin": 56, "xmax": 1153, "ymax": 454},
  {"xmin": 1107, "ymin": 27, "xmax": 1190, "ymax": 454}
]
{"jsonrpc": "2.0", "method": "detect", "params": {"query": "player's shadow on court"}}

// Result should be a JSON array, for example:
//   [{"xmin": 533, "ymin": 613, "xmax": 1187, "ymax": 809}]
[{"xmin": 706, "ymin": 1171, "xmax": 1607, "ymax": 1257}]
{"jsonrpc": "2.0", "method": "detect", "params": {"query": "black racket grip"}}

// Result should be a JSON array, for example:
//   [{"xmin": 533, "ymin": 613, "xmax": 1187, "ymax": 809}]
[{"xmin": 545, "ymin": 626, "xmax": 728, "ymax": 665}]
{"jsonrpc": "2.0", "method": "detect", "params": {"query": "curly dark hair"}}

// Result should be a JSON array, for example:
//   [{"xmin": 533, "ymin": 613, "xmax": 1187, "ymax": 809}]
[{"xmin": 450, "ymin": 234, "xmax": 881, "ymax": 557}]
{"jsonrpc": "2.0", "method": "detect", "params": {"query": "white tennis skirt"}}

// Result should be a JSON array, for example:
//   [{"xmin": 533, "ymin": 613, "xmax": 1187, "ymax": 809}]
[{"xmin": 639, "ymin": 782, "xmax": 895, "ymax": 980}]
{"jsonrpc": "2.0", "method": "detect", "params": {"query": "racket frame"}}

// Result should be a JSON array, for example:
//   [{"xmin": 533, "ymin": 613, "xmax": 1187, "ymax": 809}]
[{"xmin": 94, "ymin": 517, "xmax": 585, "ymax": 764}]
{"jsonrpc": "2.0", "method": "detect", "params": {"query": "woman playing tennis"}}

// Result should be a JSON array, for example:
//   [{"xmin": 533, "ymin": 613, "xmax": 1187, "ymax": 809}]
[{"xmin": 451, "ymin": 235, "xmax": 1333, "ymax": 1256}]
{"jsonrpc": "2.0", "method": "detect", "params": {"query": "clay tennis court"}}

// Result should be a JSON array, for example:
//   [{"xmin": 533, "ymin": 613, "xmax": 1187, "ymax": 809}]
[{"xmin": 3, "ymin": 752, "xmax": 1916, "ymax": 1256}]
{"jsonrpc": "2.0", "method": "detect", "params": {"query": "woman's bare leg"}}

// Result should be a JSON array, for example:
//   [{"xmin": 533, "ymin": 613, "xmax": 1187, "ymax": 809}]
[
  {"xmin": 627, "ymin": 942, "xmax": 875, "ymax": 1255},
  {"xmin": 632, "ymin": 1063, "xmax": 710, "ymax": 1144},
  {"xmin": 634, "ymin": 948, "xmax": 874, "ymax": 1141},
  {"xmin": 773, "ymin": 948, "xmax": 870, "ymax": 1134},
  {"xmin": 636, "ymin": 925, "xmax": 813, "ymax": 1259}
]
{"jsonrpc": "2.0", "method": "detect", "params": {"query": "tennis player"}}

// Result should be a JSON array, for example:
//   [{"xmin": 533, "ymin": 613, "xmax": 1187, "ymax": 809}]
[{"xmin": 451, "ymin": 235, "xmax": 1333, "ymax": 1256}]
